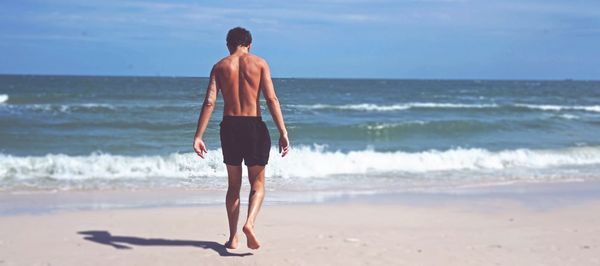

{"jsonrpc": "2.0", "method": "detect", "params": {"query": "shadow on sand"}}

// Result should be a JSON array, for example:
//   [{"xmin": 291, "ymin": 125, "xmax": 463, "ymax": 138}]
[{"xmin": 77, "ymin": 230, "xmax": 252, "ymax": 257}]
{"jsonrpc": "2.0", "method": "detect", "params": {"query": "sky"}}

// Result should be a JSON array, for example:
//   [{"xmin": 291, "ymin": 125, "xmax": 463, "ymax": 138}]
[{"xmin": 1, "ymin": 0, "xmax": 599, "ymax": 79}]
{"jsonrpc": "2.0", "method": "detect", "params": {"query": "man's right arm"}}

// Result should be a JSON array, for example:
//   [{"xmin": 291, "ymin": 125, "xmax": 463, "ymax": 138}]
[
  {"xmin": 193, "ymin": 65, "xmax": 218, "ymax": 158},
  {"xmin": 260, "ymin": 60, "xmax": 289, "ymax": 157}
]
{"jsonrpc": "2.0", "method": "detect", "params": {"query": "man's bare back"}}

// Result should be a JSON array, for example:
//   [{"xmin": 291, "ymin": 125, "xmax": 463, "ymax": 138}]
[
  {"xmin": 213, "ymin": 53, "xmax": 266, "ymax": 117},
  {"xmin": 193, "ymin": 27, "xmax": 289, "ymax": 250}
]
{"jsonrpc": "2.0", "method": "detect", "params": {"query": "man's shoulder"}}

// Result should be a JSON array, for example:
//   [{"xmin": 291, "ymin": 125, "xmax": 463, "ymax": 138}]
[
  {"xmin": 248, "ymin": 53, "xmax": 266, "ymax": 62},
  {"xmin": 241, "ymin": 54, "xmax": 267, "ymax": 67},
  {"xmin": 213, "ymin": 56, "xmax": 232, "ymax": 68},
  {"xmin": 213, "ymin": 54, "xmax": 267, "ymax": 71}
]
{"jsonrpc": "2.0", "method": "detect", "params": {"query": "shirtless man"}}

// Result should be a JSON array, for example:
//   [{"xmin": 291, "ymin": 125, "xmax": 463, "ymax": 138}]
[{"xmin": 193, "ymin": 27, "xmax": 289, "ymax": 250}]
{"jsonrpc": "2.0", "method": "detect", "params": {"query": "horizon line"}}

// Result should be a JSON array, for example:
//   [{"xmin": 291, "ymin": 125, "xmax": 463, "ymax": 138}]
[{"xmin": 0, "ymin": 72, "xmax": 596, "ymax": 82}]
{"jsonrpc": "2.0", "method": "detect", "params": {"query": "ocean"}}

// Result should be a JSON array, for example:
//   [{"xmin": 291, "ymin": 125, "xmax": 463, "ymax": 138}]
[{"xmin": 1, "ymin": 75, "xmax": 600, "ymax": 196}]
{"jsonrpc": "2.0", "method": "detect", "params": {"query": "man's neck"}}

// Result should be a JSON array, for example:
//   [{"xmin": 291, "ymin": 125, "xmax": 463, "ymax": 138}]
[{"xmin": 230, "ymin": 46, "xmax": 249, "ymax": 56}]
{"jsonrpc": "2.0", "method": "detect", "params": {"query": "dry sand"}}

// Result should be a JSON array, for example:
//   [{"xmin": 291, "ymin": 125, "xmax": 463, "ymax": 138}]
[{"xmin": 1, "ymin": 198, "xmax": 599, "ymax": 265}]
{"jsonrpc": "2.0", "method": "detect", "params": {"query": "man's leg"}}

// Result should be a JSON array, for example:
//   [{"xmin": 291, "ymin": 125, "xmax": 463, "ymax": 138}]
[
  {"xmin": 225, "ymin": 164, "xmax": 242, "ymax": 249},
  {"xmin": 243, "ymin": 165, "xmax": 266, "ymax": 249}
]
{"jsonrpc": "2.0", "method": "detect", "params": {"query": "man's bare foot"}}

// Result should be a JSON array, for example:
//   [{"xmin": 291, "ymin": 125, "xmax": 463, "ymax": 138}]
[
  {"xmin": 225, "ymin": 235, "xmax": 238, "ymax": 249},
  {"xmin": 242, "ymin": 225, "xmax": 260, "ymax": 249}
]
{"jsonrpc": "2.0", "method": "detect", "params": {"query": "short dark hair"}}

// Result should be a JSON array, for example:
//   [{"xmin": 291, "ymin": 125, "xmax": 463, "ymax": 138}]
[{"xmin": 226, "ymin": 27, "xmax": 252, "ymax": 48}]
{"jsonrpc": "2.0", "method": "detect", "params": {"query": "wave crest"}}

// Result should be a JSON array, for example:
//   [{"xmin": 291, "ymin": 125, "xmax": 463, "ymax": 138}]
[
  {"xmin": 290, "ymin": 103, "xmax": 498, "ymax": 112},
  {"xmin": 0, "ymin": 94, "xmax": 8, "ymax": 104},
  {"xmin": 515, "ymin": 104, "xmax": 600, "ymax": 113},
  {"xmin": 2, "ymin": 146, "xmax": 600, "ymax": 183},
  {"xmin": 289, "ymin": 102, "xmax": 600, "ymax": 113},
  {"xmin": 4, "ymin": 103, "xmax": 117, "ymax": 113}
]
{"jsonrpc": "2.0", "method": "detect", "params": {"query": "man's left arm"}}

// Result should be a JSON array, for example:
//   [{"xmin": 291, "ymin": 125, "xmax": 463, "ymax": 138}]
[{"xmin": 193, "ymin": 66, "xmax": 218, "ymax": 158}]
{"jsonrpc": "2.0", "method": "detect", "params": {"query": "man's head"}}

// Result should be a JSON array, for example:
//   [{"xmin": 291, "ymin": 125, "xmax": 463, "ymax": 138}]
[{"xmin": 226, "ymin": 27, "xmax": 252, "ymax": 52}]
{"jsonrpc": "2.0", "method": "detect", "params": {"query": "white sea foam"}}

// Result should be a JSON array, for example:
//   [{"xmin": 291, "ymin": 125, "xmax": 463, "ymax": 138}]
[
  {"xmin": 558, "ymin": 114, "xmax": 579, "ymax": 120},
  {"xmin": 516, "ymin": 104, "xmax": 600, "ymax": 113},
  {"xmin": 290, "ymin": 102, "xmax": 600, "ymax": 113},
  {"xmin": 0, "ymin": 152, "xmax": 220, "ymax": 181},
  {"xmin": 2, "ymin": 146, "xmax": 600, "ymax": 184},
  {"xmin": 292, "ymin": 103, "xmax": 410, "ymax": 111},
  {"xmin": 363, "ymin": 121, "xmax": 427, "ymax": 130},
  {"xmin": 0, "ymin": 94, "xmax": 8, "ymax": 104},
  {"xmin": 409, "ymin": 102, "xmax": 499, "ymax": 109},
  {"xmin": 290, "ymin": 102, "xmax": 499, "ymax": 112},
  {"xmin": 1, "ymin": 102, "xmax": 193, "ymax": 113},
  {"xmin": 25, "ymin": 103, "xmax": 116, "ymax": 113}
]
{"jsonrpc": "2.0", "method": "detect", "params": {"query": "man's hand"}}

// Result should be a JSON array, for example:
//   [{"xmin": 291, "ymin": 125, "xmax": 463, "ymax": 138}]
[
  {"xmin": 279, "ymin": 134, "xmax": 290, "ymax": 157},
  {"xmin": 193, "ymin": 137, "xmax": 208, "ymax": 158}
]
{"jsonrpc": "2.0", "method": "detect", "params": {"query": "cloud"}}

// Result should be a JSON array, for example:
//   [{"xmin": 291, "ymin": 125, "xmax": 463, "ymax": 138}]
[
  {"xmin": 2, "ymin": 0, "xmax": 598, "ymax": 78},
  {"xmin": 2, "ymin": 0, "xmax": 599, "ymax": 44},
  {"xmin": 1, "ymin": 0, "xmax": 389, "ymax": 44}
]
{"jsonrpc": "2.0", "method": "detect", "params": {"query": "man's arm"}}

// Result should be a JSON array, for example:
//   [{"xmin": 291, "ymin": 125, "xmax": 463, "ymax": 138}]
[
  {"xmin": 260, "ymin": 60, "xmax": 289, "ymax": 157},
  {"xmin": 193, "ymin": 66, "xmax": 218, "ymax": 158}
]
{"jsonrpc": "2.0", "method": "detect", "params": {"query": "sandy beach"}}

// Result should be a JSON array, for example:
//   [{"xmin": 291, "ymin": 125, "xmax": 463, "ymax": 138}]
[
  {"xmin": 2, "ymin": 0, "xmax": 600, "ymax": 264},
  {"xmin": 1, "ymin": 186, "xmax": 599, "ymax": 266}
]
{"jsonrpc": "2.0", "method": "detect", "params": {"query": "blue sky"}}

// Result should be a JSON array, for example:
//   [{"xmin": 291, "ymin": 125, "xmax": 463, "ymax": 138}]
[{"xmin": 1, "ymin": 0, "xmax": 599, "ymax": 79}]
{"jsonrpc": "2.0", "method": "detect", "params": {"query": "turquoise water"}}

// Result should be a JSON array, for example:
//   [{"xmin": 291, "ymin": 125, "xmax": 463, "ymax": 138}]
[{"xmin": 1, "ymin": 75, "xmax": 600, "ymax": 192}]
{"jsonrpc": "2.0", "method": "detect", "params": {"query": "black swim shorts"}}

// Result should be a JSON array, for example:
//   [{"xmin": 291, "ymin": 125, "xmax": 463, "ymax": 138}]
[{"xmin": 219, "ymin": 116, "xmax": 271, "ymax": 166}]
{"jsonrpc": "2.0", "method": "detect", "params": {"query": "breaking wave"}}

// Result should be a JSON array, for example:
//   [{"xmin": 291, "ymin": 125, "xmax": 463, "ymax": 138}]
[
  {"xmin": 1, "ymin": 146, "xmax": 600, "ymax": 190},
  {"xmin": 290, "ymin": 102, "xmax": 600, "ymax": 113},
  {"xmin": 514, "ymin": 104, "xmax": 600, "ymax": 113},
  {"xmin": 290, "ymin": 102, "xmax": 499, "ymax": 112}
]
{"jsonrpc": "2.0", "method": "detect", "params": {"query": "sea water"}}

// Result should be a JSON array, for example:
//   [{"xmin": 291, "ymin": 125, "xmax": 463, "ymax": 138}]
[{"xmin": 1, "ymin": 75, "xmax": 599, "ymax": 194}]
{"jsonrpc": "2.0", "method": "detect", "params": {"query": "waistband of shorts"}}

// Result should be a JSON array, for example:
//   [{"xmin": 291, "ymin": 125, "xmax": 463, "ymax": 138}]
[{"xmin": 222, "ymin": 115, "xmax": 263, "ymax": 122}]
